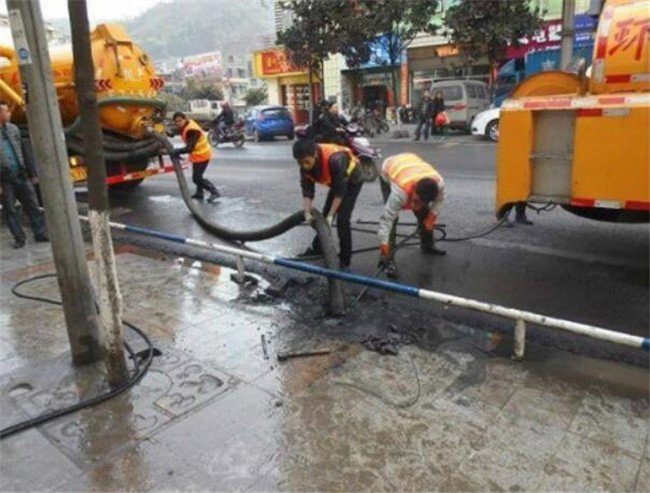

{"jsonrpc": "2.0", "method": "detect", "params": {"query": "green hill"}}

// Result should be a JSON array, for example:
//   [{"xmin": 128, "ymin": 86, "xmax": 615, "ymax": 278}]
[{"xmin": 124, "ymin": 0, "xmax": 273, "ymax": 59}]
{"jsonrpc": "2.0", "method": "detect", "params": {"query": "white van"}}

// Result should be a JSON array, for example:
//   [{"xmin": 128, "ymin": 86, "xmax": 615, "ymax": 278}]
[{"xmin": 429, "ymin": 80, "xmax": 491, "ymax": 132}]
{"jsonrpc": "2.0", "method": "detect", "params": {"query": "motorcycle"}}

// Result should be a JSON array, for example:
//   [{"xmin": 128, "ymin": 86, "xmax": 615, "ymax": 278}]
[
  {"xmin": 208, "ymin": 119, "xmax": 246, "ymax": 148},
  {"xmin": 295, "ymin": 123, "xmax": 381, "ymax": 182}
]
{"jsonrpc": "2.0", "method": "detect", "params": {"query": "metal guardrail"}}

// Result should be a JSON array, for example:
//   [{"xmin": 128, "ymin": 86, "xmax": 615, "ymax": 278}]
[{"xmin": 81, "ymin": 217, "xmax": 650, "ymax": 357}]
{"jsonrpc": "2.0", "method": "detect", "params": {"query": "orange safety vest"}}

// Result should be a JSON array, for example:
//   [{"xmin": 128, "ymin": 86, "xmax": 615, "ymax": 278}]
[
  {"xmin": 384, "ymin": 153, "xmax": 442, "ymax": 208},
  {"xmin": 181, "ymin": 119, "xmax": 213, "ymax": 163},
  {"xmin": 305, "ymin": 144, "xmax": 359, "ymax": 187}
]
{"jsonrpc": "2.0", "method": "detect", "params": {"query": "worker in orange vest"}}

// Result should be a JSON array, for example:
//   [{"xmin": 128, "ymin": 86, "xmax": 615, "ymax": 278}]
[
  {"xmin": 293, "ymin": 138, "xmax": 364, "ymax": 270},
  {"xmin": 378, "ymin": 153, "xmax": 445, "ymax": 278},
  {"xmin": 173, "ymin": 112, "xmax": 220, "ymax": 203}
]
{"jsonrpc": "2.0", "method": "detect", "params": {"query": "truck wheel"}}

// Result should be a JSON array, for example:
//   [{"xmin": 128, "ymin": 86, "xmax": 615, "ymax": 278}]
[{"xmin": 486, "ymin": 120, "xmax": 499, "ymax": 142}]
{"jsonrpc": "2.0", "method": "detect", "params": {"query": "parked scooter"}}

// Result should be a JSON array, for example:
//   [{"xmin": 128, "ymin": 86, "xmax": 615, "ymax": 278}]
[{"xmin": 208, "ymin": 119, "xmax": 246, "ymax": 148}]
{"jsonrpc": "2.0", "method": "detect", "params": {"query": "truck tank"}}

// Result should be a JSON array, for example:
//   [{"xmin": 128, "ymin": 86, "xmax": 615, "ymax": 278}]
[
  {"xmin": 0, "ymin": 24, "xmax": 169, "ymax": 187},
  {"xmin": 496, "ymin": 0, "xmax": 649, "ymax": 223}
]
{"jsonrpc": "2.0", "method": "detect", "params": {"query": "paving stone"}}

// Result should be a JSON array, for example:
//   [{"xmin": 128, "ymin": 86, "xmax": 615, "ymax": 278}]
[
  {"xmin": 569, "ymin": 386, "xmax": 649, "ymax": 456},
  {"xmin": 500, "ymin": 386, "xmax": 584, "ymax": 429},
  {"xmin": 536, "ymin": 432, "xmax": 641, "ymax": 491},
  {"xmin": 635, "ymin": 455, "xmax": 650, "ymax": 493},
  {"xmin": 1, "ymin": 428, "xmax": 80, "ymax": 492}
]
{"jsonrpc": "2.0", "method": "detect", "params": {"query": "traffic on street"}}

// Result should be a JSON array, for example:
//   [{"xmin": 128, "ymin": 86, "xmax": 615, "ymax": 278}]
[{"xmin": 1, "ymin": 0, "xmax": 648, "ymax": 491}]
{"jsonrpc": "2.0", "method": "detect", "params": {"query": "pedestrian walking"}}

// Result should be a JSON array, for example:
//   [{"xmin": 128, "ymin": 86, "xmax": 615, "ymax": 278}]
[
  {"xmin": 432, "ymin": 90, "xmax": 446, "ymax": 135},
  {"xmin": 172, "ymin": 112, "xmax": 220, "ymax": 203},
  {"xmin": 294, "ymin": 139, "xmax": 364, "ymax": 271},
  {"xmin": 414, "ymin": 90, "xmax": 433, "ymax": 141},
  {"xmin": 0, "ymin": 101, "xmax": 48, "ymax": 249},
  {"xmin": 378, "ymin": 153, "xmax": 446, "ymax": 279}
]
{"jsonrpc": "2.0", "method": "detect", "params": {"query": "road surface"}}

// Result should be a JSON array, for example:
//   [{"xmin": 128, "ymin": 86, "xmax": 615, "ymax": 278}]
[{"xmin": 93, "ymin": 135, "xmax": 649, "ymax": 363}]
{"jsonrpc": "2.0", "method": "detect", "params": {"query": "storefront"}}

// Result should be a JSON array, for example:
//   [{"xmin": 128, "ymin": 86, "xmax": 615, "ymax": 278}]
[
  {"xmin": 252, "ymin": 48, "xmax": 320, "ymax": 124},
  {"xmin": 408, "ymin": 42, "xmax": 491, "ymax": 103},
  {"xmin": 341, "ymin": 34, "xmax": 408, "ymax": 110}
]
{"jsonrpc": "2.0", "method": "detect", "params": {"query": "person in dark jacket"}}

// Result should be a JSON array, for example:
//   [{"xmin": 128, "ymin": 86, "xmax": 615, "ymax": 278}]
[
  {"xmin": 432, "ymin": 91, "xmax": 446, "ymax": 134},
  {"xmin": 294, "ymin": 138, "xmax": 363, "ymax": 270},
  {"xmin": 212, "ymin": 102, "xmax": 235, "ymax": 138},
  {"xmin": 413, "ymin": 91, "xmax": 433, "ymax": 141},
  {"xmin": 0, "ymin": 101, "xmax": 48, "ymax": 249},
  {"xmin": 313, "ymin": 101, "xmax": 347, "ymax": 144}
]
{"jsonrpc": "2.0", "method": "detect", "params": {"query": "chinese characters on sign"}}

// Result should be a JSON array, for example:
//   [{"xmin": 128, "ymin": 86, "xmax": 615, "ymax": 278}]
[
  {"xmin": 260, "ymin": 50, "xmax": 300, "ymax": 76},
  {"xmin": 182, "ymin": 52, "xmax": 222, "ymax": 78},
  {"xmin": 609, "ymin": 18, "xmax": 649, "ymax": 61}
]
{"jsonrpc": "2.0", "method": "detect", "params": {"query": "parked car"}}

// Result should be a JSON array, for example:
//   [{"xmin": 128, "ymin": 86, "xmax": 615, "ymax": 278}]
[
  {"xmin": 430, "ymin": 80, "xmax": 491, "ymax": 132},
  {"xmin": 245, "ymin": 105, "xmax": 295, "ymax": 141},
  {"xmin": 471, "ymin": 107, "xmax": 501, "ymax": 142}
]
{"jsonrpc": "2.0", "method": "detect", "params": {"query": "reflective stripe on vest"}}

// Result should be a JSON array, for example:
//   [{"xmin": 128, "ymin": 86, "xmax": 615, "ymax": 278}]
[
  {"xmin": 306, "ymin": 144, "xmax": 359, "ymax": 187},
  {"xmin": 385, "ymin": 153, "xmax": 441, "ymax": 197},
  {"xmin": 181, "ymin": 119, "xmax": 213, "ymax": 163}
]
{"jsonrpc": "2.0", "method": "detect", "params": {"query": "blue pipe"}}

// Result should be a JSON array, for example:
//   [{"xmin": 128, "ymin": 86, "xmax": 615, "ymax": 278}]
[{"xmin": 274, "ymin": 258, "xmax": 420, "ymax": 297}]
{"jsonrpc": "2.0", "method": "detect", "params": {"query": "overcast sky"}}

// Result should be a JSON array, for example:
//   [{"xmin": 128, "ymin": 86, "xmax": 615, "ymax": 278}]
[{"xmin": 1, "ymin": 0, "xmax": 165, "ymax": 22}]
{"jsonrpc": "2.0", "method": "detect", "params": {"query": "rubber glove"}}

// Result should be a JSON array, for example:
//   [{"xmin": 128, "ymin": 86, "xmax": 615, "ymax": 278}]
[
  {"xmin": 304, "ymin": 209, "xmax": 315, "ymax": 224},
  {"xmin": 326, "ymin": 214, "xmax": 334, "ymax": 227}
]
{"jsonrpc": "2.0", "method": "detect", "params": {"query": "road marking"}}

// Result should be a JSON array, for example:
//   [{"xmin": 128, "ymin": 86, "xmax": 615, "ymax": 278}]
[{"xmin": 471, "ymin": 238, "xmax": 648, "ymax": 271}]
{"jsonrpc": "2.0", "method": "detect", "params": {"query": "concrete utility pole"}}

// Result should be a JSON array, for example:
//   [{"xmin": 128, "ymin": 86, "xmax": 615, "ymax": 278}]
[
  {"xmin": 68, "ymin": 0, "xmax": 128, "ymax": 387},
  {"xmin": 560, "ymin": 0, "xmax": 576, "ymax": 70},
  {"xmin": 6, "ymin": 0, "xmax": 102, "ymax": 365}
]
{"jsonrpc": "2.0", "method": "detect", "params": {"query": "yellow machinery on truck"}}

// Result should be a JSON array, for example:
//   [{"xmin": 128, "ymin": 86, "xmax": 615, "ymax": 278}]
[
  {"xmin": 496, "ymin": 0, "xmax": 649, "ymax": 223},
  {"xmin": 0, "ymin": 24, "xmax": 176, "ymax": 189}
]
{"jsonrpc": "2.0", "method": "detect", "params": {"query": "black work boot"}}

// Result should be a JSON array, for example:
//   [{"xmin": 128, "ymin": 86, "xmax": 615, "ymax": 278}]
[
  {"xmin": 12, "ymin": 238, "xmax": 25, "ymax": 249},
  {"xmin": 207, "ymin": 190, "xmax": 220, "ymax": 204},
  {"xmin": 514, "ymin": 203, "xmax": 533, "ymax": 225},
  {"xmin": 383, "ymin": 259, "xmax": 399, "ymax": 279},
  {"xmin": 191, "ymin": 191, "xmax": 204, "ymax": 200}
]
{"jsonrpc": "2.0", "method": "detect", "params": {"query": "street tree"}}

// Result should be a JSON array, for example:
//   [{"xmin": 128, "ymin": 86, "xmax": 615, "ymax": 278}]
[
  {"xmin": 445, "ymin": 0, "xmax": 544, "ymax": 84},
  {"xmin": 343, "ymin": 0, "xmax": 440, "ymax": 105},
  {"xmin": 181, "ymin": 79, "xmax": 225, "ymax": 101},
  {"xmin": 276, "ymin": 0, "xmax": 359, "ymax": 116},
  {"xmin": 243, "ymin": 86, "xmax": 268, "ymax": 107}
]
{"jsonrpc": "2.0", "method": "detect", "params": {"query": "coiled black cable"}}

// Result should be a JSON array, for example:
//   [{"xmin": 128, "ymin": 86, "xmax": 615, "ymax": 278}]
[{"xmin": 0, "ymin": 274, "xmax": 154, "ymax": 440}]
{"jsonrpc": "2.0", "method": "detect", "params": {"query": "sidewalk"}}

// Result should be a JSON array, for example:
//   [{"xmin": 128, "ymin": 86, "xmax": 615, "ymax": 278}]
[
  {"xmin": 370, "ymin": 122, "xmax": 484, "ymax": 146},
  {"xmin": 1, "ymin": 226, "xmax": 648, "ymax": 492}
]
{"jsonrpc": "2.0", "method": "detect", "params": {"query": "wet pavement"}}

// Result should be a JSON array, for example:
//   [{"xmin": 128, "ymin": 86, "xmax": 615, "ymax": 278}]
[
  {"xmin": 1, "ymin": 227, "xmax": 649, "ymax": 492},
  {"xmin": 97, "ymin": 137, "xmax": 649, "ymax": 364}
]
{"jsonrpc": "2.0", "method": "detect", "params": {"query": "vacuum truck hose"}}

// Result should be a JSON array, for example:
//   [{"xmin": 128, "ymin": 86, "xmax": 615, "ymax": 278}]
[{"xmin": 149, "ymin": 131, "xmax": 345, "ymax": 315}]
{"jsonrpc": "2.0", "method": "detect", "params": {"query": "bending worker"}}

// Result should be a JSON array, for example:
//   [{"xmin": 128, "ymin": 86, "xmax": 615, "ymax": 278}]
[
  {"xmin": 378, "ymin": 153, "xmax": 445, "ymax": 278},
  {"xmin": 293, "ymin": 138, "xmax": 363, "ymax": 271},
  {"xmin": 172, "ymin": 111, "xmax": 220, "ymax": 203}
]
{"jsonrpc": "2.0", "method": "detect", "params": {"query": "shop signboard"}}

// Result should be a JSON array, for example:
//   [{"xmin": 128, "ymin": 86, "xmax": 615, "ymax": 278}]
[
  {"xmin": 506, "ymin": 15, "xmax": 598, "ymax": 59},
  {"xmin": 260, "ymin": 49, "xmax": 302, "ymax": 76},
  {"xmin": 182, "ymin": 51, "xmax": 222, "ymax": 78}
]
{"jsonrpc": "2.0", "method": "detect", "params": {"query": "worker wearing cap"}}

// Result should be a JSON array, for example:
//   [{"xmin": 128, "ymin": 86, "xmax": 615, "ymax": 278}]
[
  {"xmin": 293, "ymin": 138, "xmax": 363, "ymax": 270},
  {"xmin": 378, "ymin": 153, "xmax": 445, "ymax": 278},
  {"xmin": 172, "ymin": 111, "xmax": 220, "ymax": 203}
]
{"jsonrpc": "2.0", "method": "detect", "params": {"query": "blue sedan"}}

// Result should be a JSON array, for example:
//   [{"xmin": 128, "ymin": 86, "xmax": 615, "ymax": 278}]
[{"xmin": 245, "ymin": 105, "xmax": 295, "ymax": 142}]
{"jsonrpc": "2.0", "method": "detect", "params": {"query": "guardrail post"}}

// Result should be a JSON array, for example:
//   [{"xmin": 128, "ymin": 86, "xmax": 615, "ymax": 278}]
[
  {"xmin": 513, "ymin": 319, "xmax": 527, "ymax": 361},
  {"xmin": 235, "ymin": 255, "xmax": 246, "ymax": 284}
]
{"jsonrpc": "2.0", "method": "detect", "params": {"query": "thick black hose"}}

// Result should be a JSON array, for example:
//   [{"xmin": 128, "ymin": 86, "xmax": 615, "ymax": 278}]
[
  {"xmin": 66, "ymin": 139, "xmax": 164, "ymax": 163},
  {"xmin": 0, "ymin": 274, "xmax": 154, "ymax": 439},
  {"xmin": 153, "ymin": 132, "xmax": 307, "ymax": 242},
  {"xmin": 150, "ymin": 132, "xmax": 345, "ymax": 314}
]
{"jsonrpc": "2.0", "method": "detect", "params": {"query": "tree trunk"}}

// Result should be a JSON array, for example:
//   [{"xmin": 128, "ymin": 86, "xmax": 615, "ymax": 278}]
[
  {"xmin": 308, "ymin": 56, "xmax": 314, "ymax": 123},
  {"xmin": 69, "ymin": 0, "xmax": 129, "ymax": 387}
]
